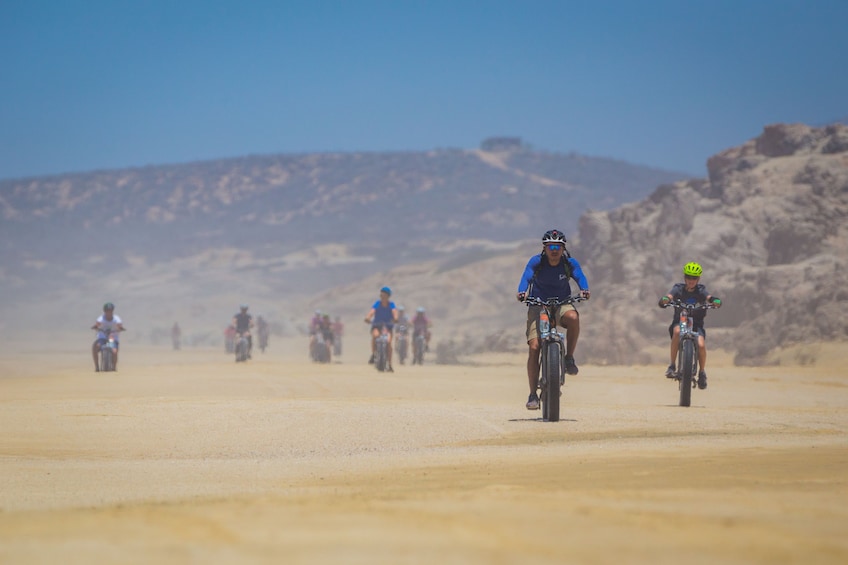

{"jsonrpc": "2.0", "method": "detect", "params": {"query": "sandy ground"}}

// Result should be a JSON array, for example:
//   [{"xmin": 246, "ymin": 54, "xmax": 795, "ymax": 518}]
[{"xmin": 1, "ymin": 334, "xmax": 847, "ymax": 564}]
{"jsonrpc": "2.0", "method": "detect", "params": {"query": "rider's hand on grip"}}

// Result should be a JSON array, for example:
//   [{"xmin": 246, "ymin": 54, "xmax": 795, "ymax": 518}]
[
  {"xmin": 658, "ymin": 296, "xmax": 671, "ymax": 308},
  {"xmin": 516, "ymin": 292, "xmax": 526, "ymax": 302},
  {"xmin": 581, "ymin": 290, "xmax": 591, "ymax": 300},
  {"xmin": 711, "ymin": 297, "xmax": 722, "ymax": 307}
]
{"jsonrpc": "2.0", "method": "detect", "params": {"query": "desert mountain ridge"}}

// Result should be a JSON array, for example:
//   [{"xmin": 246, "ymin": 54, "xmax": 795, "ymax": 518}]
[
  {"xmin": 2, "ymin": 126, "xmax": 845, "ymax": 367},
  {"xmin": 0, "ymin": 140, "xmax": 685, "ymax": 336}
]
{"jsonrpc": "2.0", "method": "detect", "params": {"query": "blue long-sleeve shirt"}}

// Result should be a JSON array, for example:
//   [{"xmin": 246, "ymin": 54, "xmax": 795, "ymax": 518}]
[{"xmin": 517, "ymin": 254, "xmax": 588, "ymax": 300}]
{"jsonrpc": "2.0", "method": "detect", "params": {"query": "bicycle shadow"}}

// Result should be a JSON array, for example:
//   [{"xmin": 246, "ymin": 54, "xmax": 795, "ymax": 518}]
[{"xmin": 508, "ymin": 417, "xmax": 578, "ymax": 423}]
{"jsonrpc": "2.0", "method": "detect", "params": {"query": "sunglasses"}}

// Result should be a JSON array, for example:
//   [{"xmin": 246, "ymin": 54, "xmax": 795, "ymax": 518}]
[
  {"xmin": 684, "ymin": 275, "xmax": 699, "ymax": 280},
  {"xmin": 546, "ymin": 244, "xmax": 562, "ymax": 251}
]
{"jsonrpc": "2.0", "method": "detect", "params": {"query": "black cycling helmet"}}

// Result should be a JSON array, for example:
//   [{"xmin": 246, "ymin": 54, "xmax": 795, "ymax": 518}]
[
  {"xmin": 103, "ymin": 302, "xmax": 115, "ymax": 311},
  {"xmin": 542, "ymin": 229, "xmax": 566, "ymax": 244}
]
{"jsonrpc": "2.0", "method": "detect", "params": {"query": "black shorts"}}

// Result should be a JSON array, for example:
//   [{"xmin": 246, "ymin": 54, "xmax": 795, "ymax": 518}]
[{"xmin": 669, "ymin": 323, "xmax": 705, "ymax": 339}]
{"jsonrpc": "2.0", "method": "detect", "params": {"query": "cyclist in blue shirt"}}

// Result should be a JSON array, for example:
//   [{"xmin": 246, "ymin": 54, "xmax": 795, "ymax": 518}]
[
  {"xmin": 364, "ymin": 286, "xmax": 398, "ymax": 371},
  {"xmin": 517, "ymin": 229, "xmax": 590, "ymax": 410}
]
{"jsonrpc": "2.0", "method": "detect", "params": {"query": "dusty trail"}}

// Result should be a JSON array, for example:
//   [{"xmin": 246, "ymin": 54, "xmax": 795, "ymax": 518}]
[{"xmin": 1, "ymin": 339, "xmax": 846, "ymax": 563}]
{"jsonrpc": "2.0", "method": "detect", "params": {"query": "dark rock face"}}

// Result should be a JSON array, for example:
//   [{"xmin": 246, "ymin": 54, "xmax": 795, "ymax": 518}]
[{"xmin": 574, "ymin": 123, "xmax": 848, "ymax": 365}]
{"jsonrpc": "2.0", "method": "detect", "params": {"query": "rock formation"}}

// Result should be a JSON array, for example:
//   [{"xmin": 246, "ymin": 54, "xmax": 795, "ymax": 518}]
[{"xmin": 575, "ymin": 123, "xmax": 848, "ymax": 365}]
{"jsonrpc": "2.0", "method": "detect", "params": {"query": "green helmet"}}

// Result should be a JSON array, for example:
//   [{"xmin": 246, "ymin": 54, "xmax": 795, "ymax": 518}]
[
  {"xmin": 683, "ymin": 262, "xmax": 703, "ymax": 277},
  {"xmin": 103, "ymin": 302, "xmax": 115, "ymax": 311}
]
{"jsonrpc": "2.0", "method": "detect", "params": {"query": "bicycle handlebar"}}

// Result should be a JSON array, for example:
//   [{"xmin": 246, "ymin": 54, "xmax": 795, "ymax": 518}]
[
  {"xmin": 523, "ymin": 295, "xmax": 587, "ymax": 308},
  {"xmin": 660, "ymin": 299, "xmax": 718, "ymax": 311}
]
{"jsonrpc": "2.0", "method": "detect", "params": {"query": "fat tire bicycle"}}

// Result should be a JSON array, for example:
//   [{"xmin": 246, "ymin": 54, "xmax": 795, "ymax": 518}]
[{"xmin": 523, "ymin": 295, "xmax": 586, "ymax": 422}]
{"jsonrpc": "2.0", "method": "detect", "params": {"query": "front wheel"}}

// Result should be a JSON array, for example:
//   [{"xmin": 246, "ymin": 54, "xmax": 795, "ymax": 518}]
[
  {"xmin": 679, "ymin": 339, "xmax": 695, "ymax": 407},
  {"xmin": 375, "ymin": 339, "xmax": 387, "ymax": 372},
  {"xmin": 414, "ymin": 336, "xmax": 425, "ymax": 365},
  {"xmin": 101, "ymin": 347, "xmax": 114, "ymax": 372},
  {"xmin": 398, "ymin": 337, "xmax": 407, "ymax": 364},
  {"xmin": 542, "ymin": 342, "xmax": 562, "ymax": 422},
  {"xmin": 236, "ymin": 338, "xmax": 248, "ymax": 362}
]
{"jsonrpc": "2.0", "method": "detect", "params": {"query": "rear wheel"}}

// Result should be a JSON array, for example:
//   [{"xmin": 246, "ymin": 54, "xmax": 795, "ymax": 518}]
[
  {"xmin": 679, "ymin": 339, "xmax": 695, "ymax": 407},
  {"xmin": 542, "ymin": 342, "xmax": 562, "ymax": 422}
]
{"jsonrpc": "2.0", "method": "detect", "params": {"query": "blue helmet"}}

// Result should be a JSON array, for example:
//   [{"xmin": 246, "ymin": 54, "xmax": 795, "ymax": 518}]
[{"xmin": 380, "ymin": 286, "xmax": 392, "ymax": 296}]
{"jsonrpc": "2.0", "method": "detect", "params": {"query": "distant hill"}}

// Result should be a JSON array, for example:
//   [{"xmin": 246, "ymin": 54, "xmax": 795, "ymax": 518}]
[{"xmin": 0, "ymin": 144, "xmax": 686, "ymax": 335}]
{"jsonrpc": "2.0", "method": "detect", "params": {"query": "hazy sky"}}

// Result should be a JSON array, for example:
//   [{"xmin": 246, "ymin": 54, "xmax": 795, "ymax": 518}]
[{"xmin": 1, "ymin": 0, "xmax": 846, "ymax": 180}]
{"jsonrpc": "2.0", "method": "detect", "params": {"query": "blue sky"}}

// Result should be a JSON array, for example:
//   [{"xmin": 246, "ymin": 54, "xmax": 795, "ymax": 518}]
[{"xmin": 1, "ymin": 0, "xmax": 846, "ymax": 179}]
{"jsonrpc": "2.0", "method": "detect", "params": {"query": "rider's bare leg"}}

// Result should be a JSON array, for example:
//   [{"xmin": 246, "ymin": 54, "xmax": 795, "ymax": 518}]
[
  {"xmin": 526, "ymin": 338, "xmax": 541, "ymax": 392},
  {"xmin": 669, "ymin": 325, "xmax": 681, "ymax": 365},
  {"xmin": 113, "ymin": 349, "xmax": 119, "ymax": 370},
  {"xmin": 371, "ymin": 328, "xmax": 379, "ymax": 354},
  {"xmin": 560, "ymin": 310, "xmax": 580, "ymax": 357},
  {"xmin": 698, "ymin": 334, "xmax": 707, "ymax": 371},
  {"xmin": 91, "ymin": 342, "xmax": 100, "ymax": 370}
]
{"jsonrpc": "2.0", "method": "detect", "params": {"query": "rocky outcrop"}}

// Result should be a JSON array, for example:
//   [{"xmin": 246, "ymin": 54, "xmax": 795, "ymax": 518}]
[{"xmin": 575, "ymin": 123, "xmax": 848, "ymax": 365}]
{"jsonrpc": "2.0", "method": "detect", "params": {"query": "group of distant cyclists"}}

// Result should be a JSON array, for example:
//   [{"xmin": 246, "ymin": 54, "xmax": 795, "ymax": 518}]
[
  {"xmin": 307, "ymin": 311, "xmax": 344, "ymax": 363},
  {"xmin": 223, "ymin": 305, "xmax": 270, "ymax": 358},
  {"xmin": 90, "ymin": 228, "xmax": 721, "ymax": 412},
  {"xmin": 363, "ymin": 287, "xmax": 432, "ymax": 372}
]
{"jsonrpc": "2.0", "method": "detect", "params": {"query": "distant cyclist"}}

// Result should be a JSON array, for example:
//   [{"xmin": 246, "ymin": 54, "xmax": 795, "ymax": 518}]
[
  {"xmin": 395, "ymin": 306, "xmax": 410, "ymax": 364},
  {"xmin": 256, "ymin": 315, "xmax": 269, "ymax": 352},
  {"xmin": 332, "ymin": 315, "xmax": 344, "ymax": 356},
  {"xmin": 308, "ymin": 310, "xmax": 322, "ymax": 354},
  {"xmin": 412, "ymin": 307, "xmax": 432, "ymax": 352},
  {"xmin": 231, "ymin": 304, "xmax": 254, "ymax": 358},
  {"xmin": 517, "ymin": 229, "xmax": 590, "ymax": 410},
  {"xmin": 224, "ymin": 325, "xmax": 236, "ymax": 353},
  {"xmin": 91, "ymin": 302, "xmax": 125, "ymax": 372},
  {"xmin": 659, "ymin": 262, "xmax": 722, "ymax": 389},
  {"xmin": 364, "ymin": 286, "xmax": 398, "ymax": 371},
  {"xmin": 318, "ymin": 314, "xmax": 335, "ymax": 362},
  {"xmin": 171, "ymin": 322, "xmax": 181, "ymax": 350}
]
